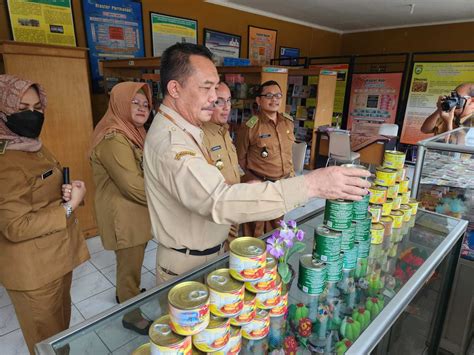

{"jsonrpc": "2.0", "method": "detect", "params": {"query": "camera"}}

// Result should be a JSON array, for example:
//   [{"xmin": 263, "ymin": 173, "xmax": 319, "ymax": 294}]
[{"xmin": 441, "ymin": 91, "xmax": 468, "ymax": 112}]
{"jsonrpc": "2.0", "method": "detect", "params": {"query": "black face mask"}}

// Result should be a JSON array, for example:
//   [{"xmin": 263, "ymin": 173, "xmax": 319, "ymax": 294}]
[{"xmin": 5, "ymin": 110, "xmax": 44, "ymax": 138}]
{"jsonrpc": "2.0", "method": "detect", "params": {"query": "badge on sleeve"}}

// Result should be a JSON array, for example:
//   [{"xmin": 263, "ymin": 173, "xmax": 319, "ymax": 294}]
[
  {"xmin": 282, "ymin": 112, "xmax": 294, "ymax": 121},
  {"xmin": 246, "ymin": 115, "xmax": 259, "ymax": 128},
  {"xmin": 175, "ymin": 151, "xmax": 196, "ymax": 160},
  {"xmin": 0, "ymin": 139, "xmax": 7, "ymax": 155}
]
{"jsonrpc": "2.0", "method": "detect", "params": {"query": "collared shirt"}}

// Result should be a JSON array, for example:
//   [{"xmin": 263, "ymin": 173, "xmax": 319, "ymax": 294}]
[
  {"xmin": 144, "ymin": 104, "xmax": 308, "ymax": 251},
  {"xmin": 202, "ymin": 121, "xmax": 241, "ymax": 185},
  {"xmin": 236, "ymin": 112, "xmax": 295, "ymax": 181}
]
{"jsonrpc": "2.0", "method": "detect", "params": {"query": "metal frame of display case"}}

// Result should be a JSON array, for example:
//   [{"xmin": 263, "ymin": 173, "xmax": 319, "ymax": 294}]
[{"xmin": 35, "ymin": 207, "xmax": 467, "ymax": 355}]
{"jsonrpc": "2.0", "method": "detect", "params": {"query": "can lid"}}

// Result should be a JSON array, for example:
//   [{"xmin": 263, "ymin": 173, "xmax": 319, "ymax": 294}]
[
  {"xmin": 371, "ymin": 223, "xmax": 384, "ymax": 230},
  {"xmin": 244, "ymin": 290, "xmax": 256, "ymax": 302},
  {"xmin": 370, "ymin": 185, "xmax": 387, "ymax": 191},
  {"xmin": 207, "ymin": 269, "xmax": 244, "ymax": 293},
  {"xmin": 132, "ymin": 343, "xmax": 151, "ymax": 355},
  {"xmin": 376, "ymin": 166, "xmax": 397, "ymax": 173},
  {"xmin": 255, "ymin": 308, "xmax": 269, "ymax": 319},
  {"xmin": 230, "ymin": 237, "xmax": 266, "ymax": 257},
  {"xmin": 300, "ymin": 254, "xmax": 325, "ymax": 269},
  {"xmin": 384, "ymin": 150, "xmax": 404, "ymax": 155},
  {"xmin": 400, "ymin": 204, "xmax": 411, "ymax": 210},
  {"xmin": 208, "ymin": 314, "xmax": 230, "ymax": 329},
  {"xmin": 380, "ymin": 216, "xmax": 394, "ymax": 223},
  {"xmin": 149, "ymin": 315, "xmax": 186, "ymax": 346},
  {"xmin": 390, "ymin": 210, "xmax": 404, "ymax": 216},
  {"xmin": 408, "ymin": 198, "xmax": 418, "ymax": 203},
  {"xmin": 168, "ymin": 281, "xmax": 209, "ymax": 309},
  {"xmin": 341, "ymin": 163, "xmax": 367, "ymax": 170},
  {"xmin": 316, "ymin": 225, "xmax": 342, "ymax": 236},
  {"xmin": 266, "ymin": 256, "xmax": 276, "ymax": 269}
]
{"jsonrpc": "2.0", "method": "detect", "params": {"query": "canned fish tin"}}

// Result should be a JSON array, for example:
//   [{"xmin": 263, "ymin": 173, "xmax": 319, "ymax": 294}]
[
  {"xmin": 353, "ymin": 215, "xmax": 371, "ymax": 242},
  {"xmin": 382, "ymin": 198, "xmax": 393, "ymax": 216},
  {"xmin": 313, "ymin": 226, "xmax": 342, "ymax": 262},
  {"xmin": 392, "ymin": 195, "xmax": 402, "ymax": 210},
  {"xmin": 399, "ymin": 178, "xmax": 410, "ymax": 193},
  {"xmin": 192, "ymin": 316, "xmax": 230, "ymax": 352},
  {"xmin": 207, "ymin": 269, "xmax": 245, "ymax": 318},
  {"xmin": 408, "ymin": 198, "xmax": 419, "ymax": 215},
  {"xmin": 386, "ymin": 183, "xmax": 400, "ymax": 199},
  {"xmin": 399, "ymin": 191, "xmax": 410, "ymax": 205},
  {"xmin": 357, "ymin": 239, "xmax": 371, "ymax": 258},
  {"xmin": 396, "ymin": 166, "xmax": 407, "ymax": 182},
  {"xmin": 133, "ymin": 343, "xmax": 151, "ymax": 355},
  {"xmin": 255, "ymin": 275, "xmax": 281, "ymax": 309},
  {"xmin": 270, "ymin": 289, "xmax": 289, "ymax": 317},
  {"xmin": 326, "ymin": 256, "xmax": 343, "ymax": 282},
  {"xmin": 390, "ymin": 210, "xmax": 404, "ymax": 228},
  {"xmin": 245, "ymin": 256, "xmax": 277, "ymax": 293},
  {"xmin": 399, "ymin": 204, "xmax": 412, "ymax": 222},
  {"xmin": 353, "ymin": 193, "xmax": 370, "ymax": 220},
  {"xmin": 241, "ymin": 309, "xmax": 270, "ymax": 340},
  {"xmin": 341, "ymin": 222, "xmax": 355, "ymax": 250},
  {"xmin": 150, "ymin": 315, "xmax": 192, "ymax": 354},
  {"xmin": 368, "ymin": 204, "xmax": 382, "ymax": 223},
  {"xmin": 212, "ymin": 326, "xmax": 241, "ymax": 355},
  {"xmin": 342, "ymin": 247, "xmax": 358, "ymax": 269},
  {"xmin": 369, "ymin": 185, "xmax": 387, "ymax": 204},
  {"xmin": 370, "ymin": 223, "xmax": 384, "ymax": 244},
  {"xmin": 169, "ymin": 282, "xmax": 210, "ymax": 336},
  {"xmin": 375, "ymin": 167, "xmax": 397, "ymax": 187},
  {"xmin": 324, "ymin": 199, "xmax": 354, "ymax": 230},
  {"xmin": 298, "ymin": 254, "xmax": 327, "ymax": 295},
  {"xmin": 383, "ymin": 150, "xmax": 406, "ymax": 170},
  {"xmin": 380, "ymin": 216, "xmax": 393, "ymax": 236},
  {"xmin": 229, "ymin": 237, "xmax": 266, "ymax": 282},
  {"xmin": 230, "ymin": 291, "xmax": 256, "ymax": 326}
]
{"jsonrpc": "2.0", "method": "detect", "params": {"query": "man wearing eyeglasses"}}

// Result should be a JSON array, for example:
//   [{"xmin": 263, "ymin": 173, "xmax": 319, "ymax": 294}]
[
  {"xmin": 236, "ymin": 80, "xmax": 295, "ymax": 237},
  {"xmin": 202, "ymin": 82, "xmax": 242, "ymax": 246}
]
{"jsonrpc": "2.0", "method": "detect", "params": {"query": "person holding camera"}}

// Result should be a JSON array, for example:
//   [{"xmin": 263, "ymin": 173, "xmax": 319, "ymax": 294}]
[
  {"xmin": 0, "ymin": 74, "xmax": 90, "ymax": 354},
  {"xmin": 421, "ymin": 83, "xmax": 474, "ymax": 135}
]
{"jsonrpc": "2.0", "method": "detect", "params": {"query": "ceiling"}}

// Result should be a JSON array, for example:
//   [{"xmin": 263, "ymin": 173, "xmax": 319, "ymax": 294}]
[{"xmin": 206, "ymin": 0, "xmax": 474, "ymax": 33}]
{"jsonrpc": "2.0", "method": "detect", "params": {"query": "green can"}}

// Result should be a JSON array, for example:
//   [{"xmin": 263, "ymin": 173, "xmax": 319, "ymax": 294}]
[
  {"xmin": 313, "ymin": 226, "xmax": 342, "ymax": 262},
  {"xmin": 297, "ymin": 254, "xmax": 327, "ymax": 295},
  {"xmin": 357, "ymin": 239, "xmax": 371, "ymax": 258},
  {"xmin": 353, "ymin": 193, "xmax": 370, "ymax": 220},
  {"xmin": 323, "ymin": 199, "xmax": 354, "ymax": 231},
  {"xmin": 325, "ymin": 256, "xmax": 343, "ymax": 282},
  {"xmin": 341, "ymin": 222, "xmax": 355, "ymax": 250},
  {"xmin": 355, "ymin": 257, "xmax": 368, "ymax": 278},
  {"xmin": 342, "ymin": 247, "xmax": 358, "ymax": 269},
  {"xmin": 353, "ymin": 214, "xmax": 371, "ymax": 242}
]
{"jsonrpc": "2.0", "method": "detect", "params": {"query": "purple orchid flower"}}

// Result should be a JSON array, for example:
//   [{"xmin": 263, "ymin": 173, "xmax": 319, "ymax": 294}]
[
  {"xmin": 287, "ymin": 220, "xmax": 297, "ymax": 229},
  {"xmin": 267, "ymin": 235, "xmax": 285, "ymax": 259},
  {"xmin": 296, "ymin": 229, "xmax": 305, "ymax": 241},
  {"xmin": 280, "ymin": 228, "xmax": 295, "ymax": 247},
  {"xmin": 278, "ymin": 220, "xmax": 287, "ymax": 229}
]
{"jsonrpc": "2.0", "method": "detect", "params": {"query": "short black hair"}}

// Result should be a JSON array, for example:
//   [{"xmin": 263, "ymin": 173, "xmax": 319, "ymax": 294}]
[
  {"xmin": 257, "ymin": 80, "xmax": 281, "ymax": 96},
  {"xmin": 160, "ymin": 43, "xmax": 214, "ymax": 97}
]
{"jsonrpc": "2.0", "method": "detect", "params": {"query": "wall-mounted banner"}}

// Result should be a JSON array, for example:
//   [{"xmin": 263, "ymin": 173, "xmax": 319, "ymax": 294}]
[
  {"xmin": 347, "ymin": 72, "xmax": 403, "ymax": 130},
  {"xmin": 83, "ymin": 0, "xmax": 145, "ymax": 93},
  {"xmin": 151, "ymin": 12, "xmax": 197, "ymax": 57},
  {"xmin": 203, "ymin": 28, "xmax": 241, "ymax": 66},
  {"xmin": 401, "ymin": 61, "xmax": 474, "ymax": 144},
  {"xmin": 248, "ymin": 25, "xmax": 277, "ymax": 65},
  {"xmin": 7, "ymin": 0, "xmax": 76, "ymax": 46}
]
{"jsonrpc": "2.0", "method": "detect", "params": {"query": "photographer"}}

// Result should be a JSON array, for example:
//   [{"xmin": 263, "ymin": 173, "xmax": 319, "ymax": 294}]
[{"xmin": 421, "ymin": 83, "xmax": 474, "ymax": 135}]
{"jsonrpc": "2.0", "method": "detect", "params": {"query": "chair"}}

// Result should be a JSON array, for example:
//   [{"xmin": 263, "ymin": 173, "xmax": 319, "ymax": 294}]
[
  {"xmin": 326, "ymin": 130, "xmax": 360, "ymax": 166},
  {"xmin": 292, "ymin": 141, "xmax": 307, "ymax": 175},
  {"xmin": 378, "ymin": 123, "xmax": 399, "ymax": 137}
]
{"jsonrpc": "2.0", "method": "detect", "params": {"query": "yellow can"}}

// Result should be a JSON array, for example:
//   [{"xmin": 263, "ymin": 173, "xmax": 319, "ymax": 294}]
[
  {"xmin": 382, "ymin": 198, "xmax": 393, "ymax": 216},
  {"xmin": 387, "ymin": 183, "xmax": 400, "ymax": 199},
  {"xmin": 241, "ymin": 309, "xmax": 270, "ymax": 340},
  {"xmin": 192, "ymin": 316, "xmax": 230, "ymax": 353},
  {"xmin": 396, "ymin": 167, "xmax": 407, "ymax": 182},
  {"xmin": 149, "ymin": 315, "xmax": 192, "ymax": 354},
  {"xmin": 133, "ymin": 343, "xmax": 151, "ymax": 355},
  {"xmin": 400, "ymin": 190, "xmax": 410, "ymax": 204},
  {"xmin": 399, "ymin": 204, "xmax": 412, "ymax": 222},
  {"xmin": 168, "ymin": 282, "xmax": 210, "ymax": 336},
  {"xmin": 245, "ymin": 256, "xmax": 277, "ymax": 293},
  {"xmin": 212, "ymin": 326, "xmax": 242, "ymax": 355},
  {"xmin": 408, "ymin": 198, "xmax": 419, "ymax": 215},
  {"xmin": 380, "ymin": 216, "xmax": 393, "ymax": 236},
  {"xmin": 269, "ymin": 289, "xmax": 288, "ymax": 317},
  {"xmin": 255, "ymin": 275, "xmax": 282, "ymax": 309},
  {"xmin": 368, "ymin": 204, "xmax": 382, "ymax": 223},
  {"xmin": 399, "ymin": 178, "xmax": 410, "ymax": 193},
  {"xmin": 383, "ymin": 150, "xmax": 406, "ymax": 170},
  {"xmin": 392, "ymin": 195, "xmax": 402, "ymax": 210},
  {"xmin": 230, "ymin": 291, "xmax": 256, "ymax": 326},
  {"xmin": 229, "ymin": 237, "xmax": 266, "ymax": 282},
  {"xmin": 369, "ymin": 185, "xmax": 387, "ymax": 204},
  {"xmin": 375, "ymin": 167, "xmax": 397, "ymax": 187},
  {"xmin": 390, "ymin": 210, "xmax": 404, "ymax": 228},
  {"xmin": 207, "ymin": 269, "xmax": 244, "ymax": 318},
  {"xmin": 370, "ymin": 223, "xmax": 384, "ymax": 245}
]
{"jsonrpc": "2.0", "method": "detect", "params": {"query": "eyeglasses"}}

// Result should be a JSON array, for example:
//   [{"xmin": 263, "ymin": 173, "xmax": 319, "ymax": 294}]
[
  {"xmin": 131, "ymin": 99, "xmax": 150, "ymax": 110},
  {"xmin": 259, "ymin": 93, "xmax": 283, "ymax": 100},
  {"xmin": 214, "ymin": 98, "xmax": 232, "ymax": 108}
]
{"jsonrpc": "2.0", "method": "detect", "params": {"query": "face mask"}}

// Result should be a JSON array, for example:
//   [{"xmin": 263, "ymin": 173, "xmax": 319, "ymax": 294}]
[{"xmin": 5, "ymin": 110, "xmax": 44, "ymax": 138}]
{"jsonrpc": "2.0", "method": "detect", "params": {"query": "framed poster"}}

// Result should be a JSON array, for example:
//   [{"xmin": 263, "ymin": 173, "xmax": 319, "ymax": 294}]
[
  {"xmin": 400, "ymin": 61, "xmax": 474, "ymax": 144},
  {"xmin": 150, "ymin": 12, "xmax": 197, "ymax": 57},
  {"xmin": 7, "ymin": 0, "xmax": 76, "ymax": 46},
  {"xmin": 82, "ymin": 0, "xmax": 145, "ymax": 93},
  {"xmin": 248, "ymin": 25, "xmax": 277, "ymax": 65},
  {"xmin": 203, "ymin": 28, "xmax": 241, "ymax": 65},
  {"xmin": 347, "ymin": 72, "xmax": 403, "ymax": 130}
]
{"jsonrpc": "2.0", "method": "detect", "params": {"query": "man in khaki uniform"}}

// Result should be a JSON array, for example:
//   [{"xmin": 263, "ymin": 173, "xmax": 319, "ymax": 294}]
[
  {"xmin": 144, "ymin": 43, "xmax": 371, "ymax": 283},
  {"xmin": 237, "ymin": 80, "xmax": 295, "ymax": 237},
  {"xmin": 202, "ymin": 82, "xmax": 241, "ymax": 245}
]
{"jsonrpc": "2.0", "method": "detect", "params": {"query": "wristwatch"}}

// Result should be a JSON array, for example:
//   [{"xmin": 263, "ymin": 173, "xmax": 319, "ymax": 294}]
[{"xmin": 63, "ymin": 202, "xmax": 73, "ymax": 219}]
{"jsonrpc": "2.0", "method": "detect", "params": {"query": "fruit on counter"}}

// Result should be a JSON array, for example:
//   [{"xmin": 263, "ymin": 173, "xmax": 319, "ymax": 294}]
[
  {"xmin": 298, "ymin": 317, "xmax": 312, "ymax": 337},
  {"xmin": 335, "ymin": 338, "xmax": 353, "ymax": 355},
  {"xmin": 365, "ymin": 297, "xmax": 385, "ymax": 320},
  {"xmin": 340, "ymin": 316, "xmax": 361, "ymax": 342},
  {"xmin": 283, "ymin": 335, "xmax": 298, "ymax": 355},
  {"xmin": 351, "ymin": 307, "xmax": 371, "ymax": 331}
]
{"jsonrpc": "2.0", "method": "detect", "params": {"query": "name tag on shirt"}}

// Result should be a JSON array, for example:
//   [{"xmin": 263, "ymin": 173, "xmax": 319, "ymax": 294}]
[
  {"xmin": 211, "ymin": 145, "xmax": 222, "ymax": 151},
  {"xmin": 41, "ymin": 169, "xmax": 53, "ymax": 180},
  {"xmin": 259, "ymin": 133, "xmax": 271, "ymax": 138}
]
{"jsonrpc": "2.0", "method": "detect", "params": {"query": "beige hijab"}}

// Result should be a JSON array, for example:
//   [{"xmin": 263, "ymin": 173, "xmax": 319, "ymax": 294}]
[
  {"xmin": 0, "ymin": 74, "xmax": 47, "ymax": 152},
  {"xmin": 90, "ymin": 82, "xmax": 151, "ymax": 156}
]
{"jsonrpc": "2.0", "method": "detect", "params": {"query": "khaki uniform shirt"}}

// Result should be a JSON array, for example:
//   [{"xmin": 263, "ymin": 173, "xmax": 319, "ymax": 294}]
[
  {"xmin": 144, "ymin": 104, "xmax": 308, "ymax": 251},
  {"xmin": 90, "ymin": 132, "xmax": 152, "ymax": 250},
  {"xmin": 0, "ymin": 146, "xmax": 90, "ymax": 291},
  {"xmin": 236, "ymin": 112, "xmax": 295, "ymax": 181},
  {"xmin": 202, "ymin": 122, "xmax": 241, "ymax": 185}
]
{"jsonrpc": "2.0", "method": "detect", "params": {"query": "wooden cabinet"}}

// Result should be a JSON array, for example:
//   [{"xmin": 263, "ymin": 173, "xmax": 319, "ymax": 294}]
[{"xmin": 0, "ymin": 41, "xmax": 97, "ymax": 237}]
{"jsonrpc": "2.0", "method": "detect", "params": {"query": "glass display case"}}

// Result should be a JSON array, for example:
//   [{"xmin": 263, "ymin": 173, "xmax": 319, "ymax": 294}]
[{"xmin": 36, "ymin": 207, "xmax": 467, "ymax": 355}]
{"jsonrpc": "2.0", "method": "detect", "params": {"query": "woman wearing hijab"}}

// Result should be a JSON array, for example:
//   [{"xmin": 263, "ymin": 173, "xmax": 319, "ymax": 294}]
[
  {"xmin": 0, "ymin": 74, "xmax": 90, "ymax": 353},
  {"xmin": 90, "ymin": 82, "xmax": 153, "ymax": 334}
]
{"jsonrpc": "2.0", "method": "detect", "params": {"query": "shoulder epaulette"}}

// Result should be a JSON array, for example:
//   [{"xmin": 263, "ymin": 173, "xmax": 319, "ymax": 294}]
[
  {"xmin": 281, "ymin": 112, "xmax": 294, "ymax": 122},
  {"xmin": 246, "ymin": 115, "xmax": 259, "ymax": 128},
  {"xmin": 104, "ymin": 131, "xmax": 117, "ymax": 139}
]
